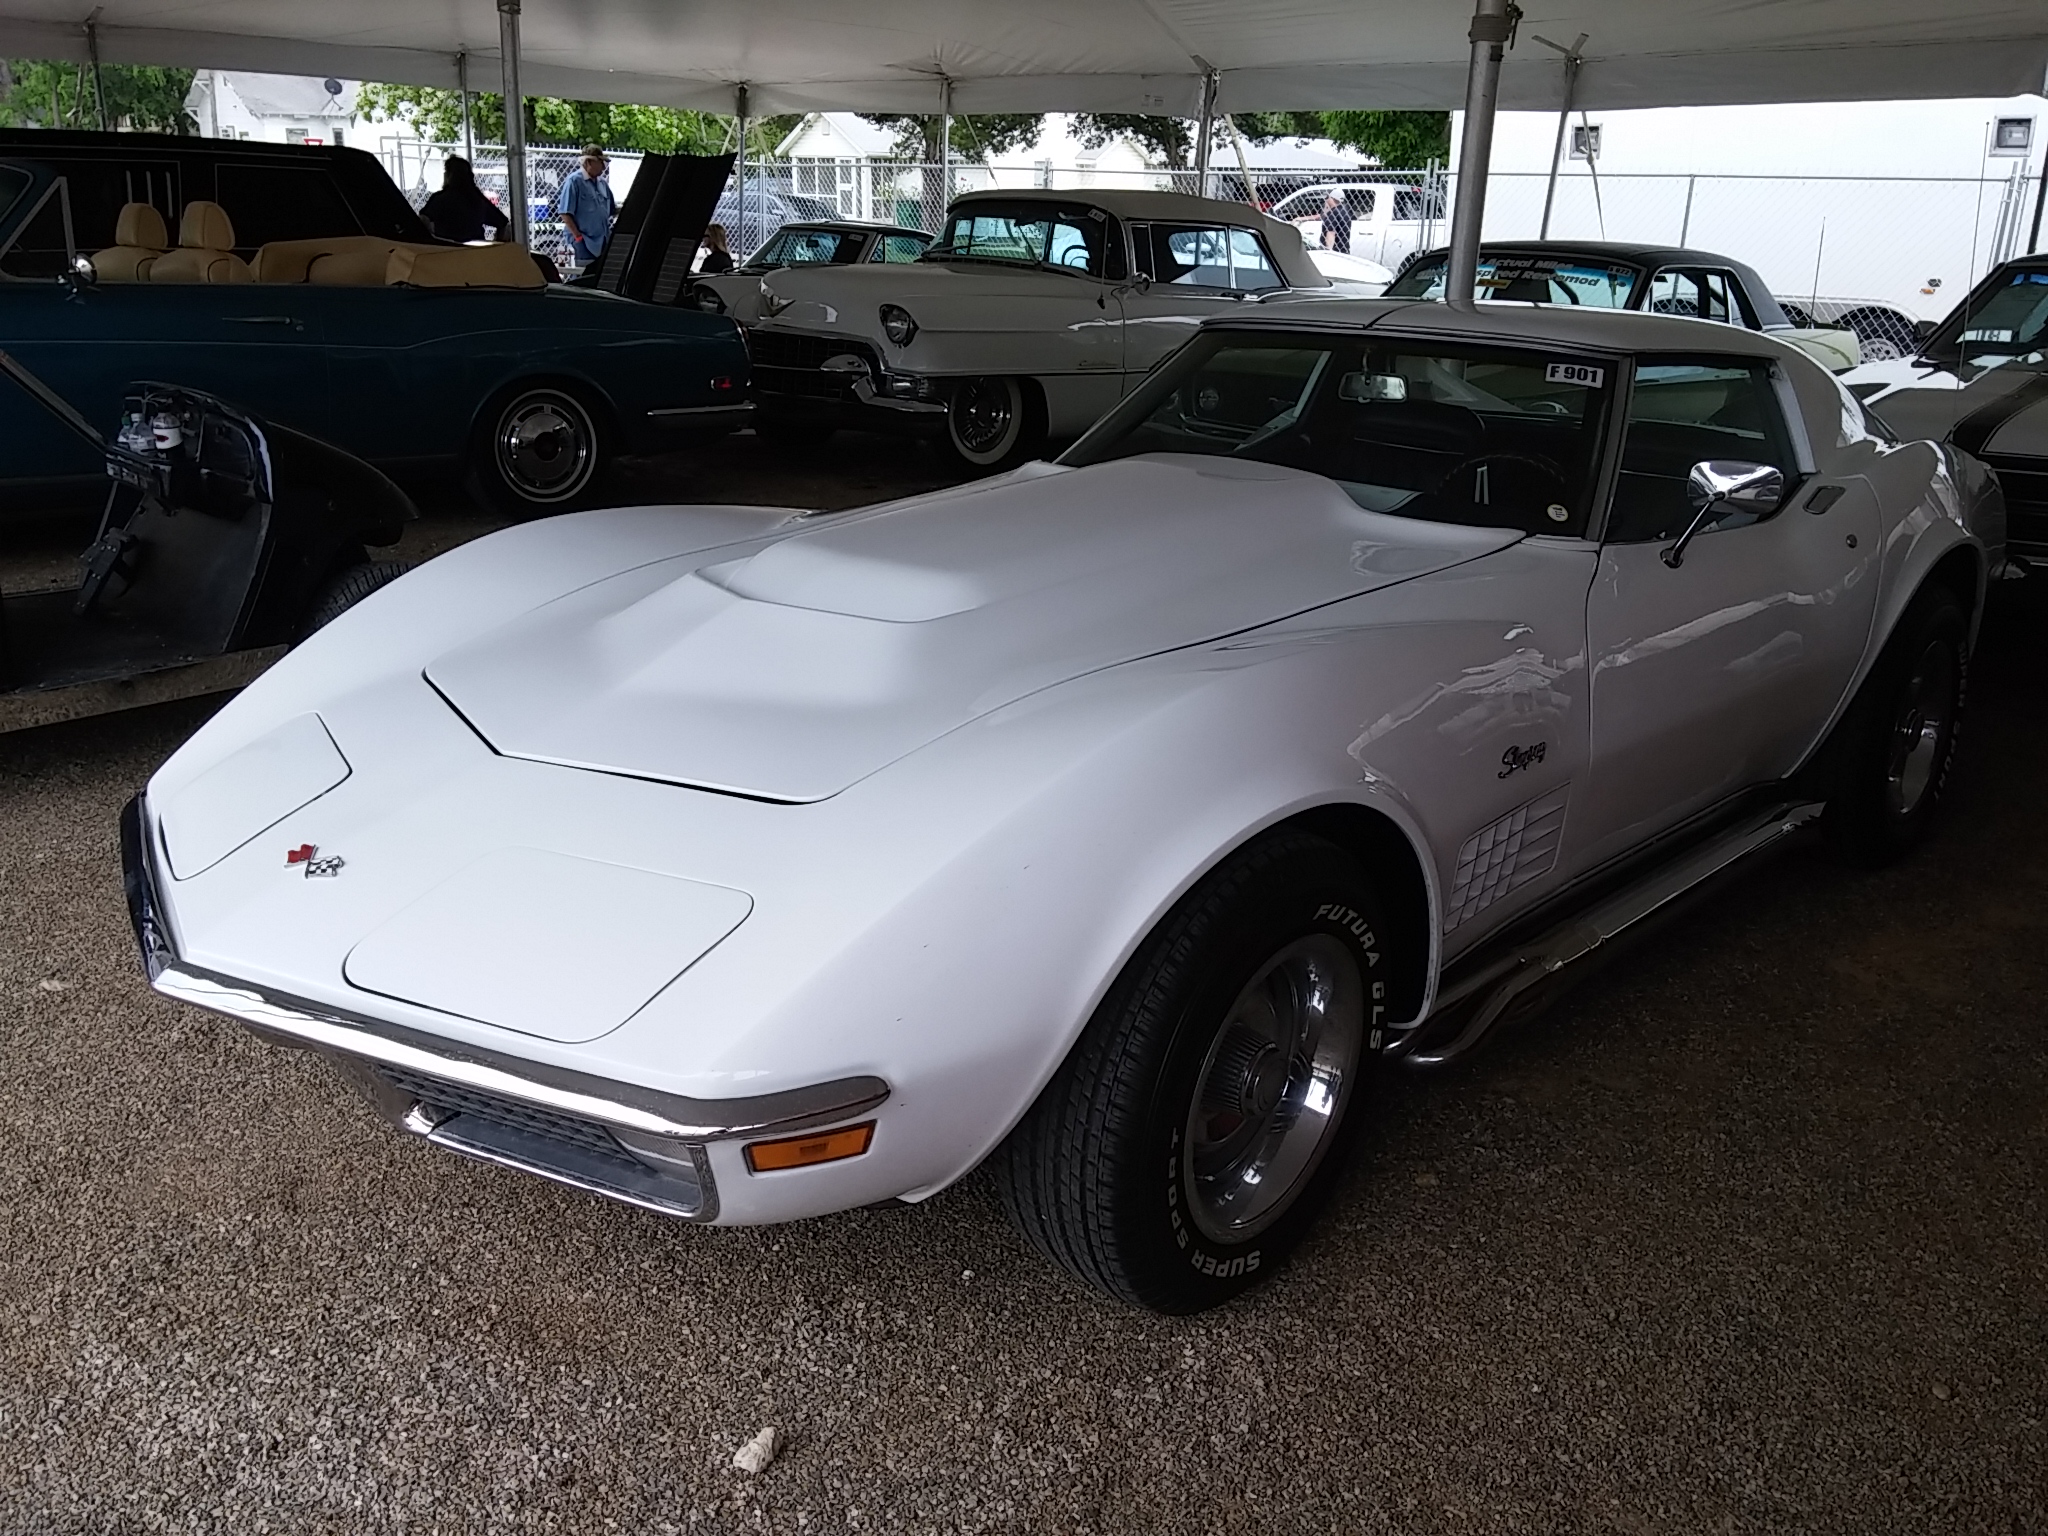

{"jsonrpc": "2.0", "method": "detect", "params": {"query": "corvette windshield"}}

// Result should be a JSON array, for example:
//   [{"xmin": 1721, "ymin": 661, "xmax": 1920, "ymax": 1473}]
[
  {"xmin": 1062, "ymin": 330, "xmax": 1614, "ymax": 536},
  {"xmin": 1386, "ymin": 253, "xmax": 1640, "ymax": 309}
]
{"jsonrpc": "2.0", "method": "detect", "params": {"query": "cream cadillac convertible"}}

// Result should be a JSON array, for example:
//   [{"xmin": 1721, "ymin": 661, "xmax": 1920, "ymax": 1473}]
[
  {"xmin": 744, "ymin": 187, "xmax": 1338, "ymax": 468},
  {"xmin": 126, "ymin": 300, "xmax": 2001, "ymax": 1312}
]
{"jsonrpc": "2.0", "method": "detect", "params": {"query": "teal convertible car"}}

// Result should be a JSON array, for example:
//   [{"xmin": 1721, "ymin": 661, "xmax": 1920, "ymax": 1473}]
[{"xmin": 0, "ymin": 145, "xmax": 751, "ymax": 517}]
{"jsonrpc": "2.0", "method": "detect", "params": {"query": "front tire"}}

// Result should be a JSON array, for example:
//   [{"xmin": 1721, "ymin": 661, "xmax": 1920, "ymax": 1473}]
[
  {"xmin": 997, "ymin": 832, "xmax": 1389, "ymax": 1312},
  {"xmin": 1822, "ymin": 585, "xmax": 1968, "ymax": 866},
  {"xmin": 945, "ymin": 376, "xmax": 1045, "ymax": 473},
  {"xmin": 300, "ymin": 559, "xmax": 410, "ymax": 637},
  {"xmin": 466, "ymin": 383, "xmax": 610, "ymax": 517}
]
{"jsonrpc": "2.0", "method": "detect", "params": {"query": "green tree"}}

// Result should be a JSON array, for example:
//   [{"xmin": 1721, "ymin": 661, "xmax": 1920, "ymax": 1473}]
[
  {"xmin": 357, "ymin": 83, "xmax": 792, "ymax": 156},
  {"xmin": 1319, "ymin": 110, "xmax": 1450, "ymax": 168},
  {"xmin": 0, "ymin": 59, "xmax": 195, "ymax": 132},
  {"xmin": 1069, "ymin": 112, "xmax": 1321, "ymax": 171}
]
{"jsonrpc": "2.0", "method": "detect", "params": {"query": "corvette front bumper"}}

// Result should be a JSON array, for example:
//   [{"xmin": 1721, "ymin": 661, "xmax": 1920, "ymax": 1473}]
[{"xmin": 120, "ymin": 796, "xmax": 889, "ymax": 1223}]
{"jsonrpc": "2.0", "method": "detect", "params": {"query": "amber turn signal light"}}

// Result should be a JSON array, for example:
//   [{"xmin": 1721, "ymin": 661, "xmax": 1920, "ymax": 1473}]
[{"xmin": 744, "ymin": 1121, "xmax": 875, "ymax": 1173}]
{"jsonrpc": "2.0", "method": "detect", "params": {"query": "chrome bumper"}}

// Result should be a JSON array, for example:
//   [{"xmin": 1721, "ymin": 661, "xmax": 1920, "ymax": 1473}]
[{"xmin": 120, "ymin": 796, "xmax": 888, "ymax": 1221}]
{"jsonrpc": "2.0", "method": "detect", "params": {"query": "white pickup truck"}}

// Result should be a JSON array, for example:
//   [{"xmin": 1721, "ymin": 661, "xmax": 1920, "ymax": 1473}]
[{"xmin": 1268, "ymin": 181, "xmax": 1444, "ymax": 271}]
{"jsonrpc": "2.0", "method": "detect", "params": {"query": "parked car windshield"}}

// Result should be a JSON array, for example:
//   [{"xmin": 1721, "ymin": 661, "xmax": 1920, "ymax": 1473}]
[
  {"xmin": 1063, "ymin": 329, "xmax": 1614, "ymax": 537},
  {"xmin": 1387, "ymin": 252, "xmax": 1641, "ymax": 309},
  {"xmin": 748, "ymin": 227, "xmax": 866, "ymax": 268},
  {"xmin": 926, "ymin": 203, "xmax": 1117, "ymax": 277},
  {"xmin": 1926, "ymin": 262, "xmax": 2048, "ymax": 366}
]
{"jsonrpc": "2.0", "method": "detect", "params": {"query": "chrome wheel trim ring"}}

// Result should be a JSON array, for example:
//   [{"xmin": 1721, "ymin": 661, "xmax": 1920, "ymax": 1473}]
[
  {"xmin": 1183, "ymin": 933, "xmax": 1366, "ymax": 1245},
  {"xmin": 951, "ymin": 377, "xmax": 1018, "ymax": 461},
  {"xmin": 1885, "ymin": 637, "xmax": 1957, "ymax": 819},
  {"xmin": 496, "ymin": 392, "xmax": 596, "ymax": 503}
]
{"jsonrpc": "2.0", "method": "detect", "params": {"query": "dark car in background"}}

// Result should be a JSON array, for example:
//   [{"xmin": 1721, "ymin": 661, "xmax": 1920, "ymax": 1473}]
[
  {"xmin": 1386, "ymin": 240, "xmax": 1863, "ymax": 369},
  {"xmin": 0, "ymin": 129, "xmax": 431, "ymax": 277},
  {"xmin": 0, "ymin": 139, "xmax": 751, "ymax": 517}
]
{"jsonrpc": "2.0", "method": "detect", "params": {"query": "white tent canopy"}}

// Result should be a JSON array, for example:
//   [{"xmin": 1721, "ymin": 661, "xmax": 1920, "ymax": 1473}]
[{"xmin": 1, "ymin": 0, "xmax": 2043, "ymax": 117}]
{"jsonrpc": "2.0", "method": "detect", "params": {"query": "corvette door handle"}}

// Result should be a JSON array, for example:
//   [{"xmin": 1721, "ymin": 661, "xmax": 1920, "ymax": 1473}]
[
  {"xmin": 226, "ymin": 315, "xmax": 302, "ymax": 329},
  {"xmin": 1803, "ymin": 484, "xmax": 1846, "ymax": 514}
]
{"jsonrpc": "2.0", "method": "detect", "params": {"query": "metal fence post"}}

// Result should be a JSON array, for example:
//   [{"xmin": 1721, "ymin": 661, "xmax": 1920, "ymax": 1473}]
[{"xmin": 1679, "ymin": 174, "xmax": 1695, "ymax": 245}]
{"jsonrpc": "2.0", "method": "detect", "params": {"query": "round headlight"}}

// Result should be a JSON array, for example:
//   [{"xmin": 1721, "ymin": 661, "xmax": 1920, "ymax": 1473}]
[
  {"xmin": 880, "ymin": 304, "xmax": 918, "ymax": 346},
  {"xmin": 691, "ymin": 285, "xmax": 726, "ymax": 315}
]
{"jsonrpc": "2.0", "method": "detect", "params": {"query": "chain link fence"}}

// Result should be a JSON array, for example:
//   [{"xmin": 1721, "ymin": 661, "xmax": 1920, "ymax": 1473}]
[{"xmin": 381, "ymin": 137, "xmax": 2040, "ymax": 318}]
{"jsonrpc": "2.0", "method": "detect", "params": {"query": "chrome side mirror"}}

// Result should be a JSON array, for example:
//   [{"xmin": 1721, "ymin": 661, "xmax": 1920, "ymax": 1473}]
[
  {"xmin": 1662, "ymin": 460, "xmax": 1784, "ymax": 568},
  {"xmin": 58, "ymin": 252, "xmax": 98, "ymax": 296}
]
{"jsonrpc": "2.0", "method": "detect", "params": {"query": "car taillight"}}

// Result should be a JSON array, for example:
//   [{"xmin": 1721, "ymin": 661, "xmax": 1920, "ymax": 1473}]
[{"xmin": 711, "ymin": 375, "xmax": 735, "ymax": 391}]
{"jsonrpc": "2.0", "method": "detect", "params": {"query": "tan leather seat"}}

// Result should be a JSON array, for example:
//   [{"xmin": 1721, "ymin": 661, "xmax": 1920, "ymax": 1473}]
[
  {"xmin": 253, "ymin": 236, "xmax": 436, "ymax": 285},
  {"xmin": 386, "ymin": 242, "xmax": 545, "ymax": 289},
  {"xmin": 91, "ymin": 203, "xmax": 168, "ymax": 282},
  {"xmin": 149, "ymin": 202, "xmax": 253, "ymax": 284}
]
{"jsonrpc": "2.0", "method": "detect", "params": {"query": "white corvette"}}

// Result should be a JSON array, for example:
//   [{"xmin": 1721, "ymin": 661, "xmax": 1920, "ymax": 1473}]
[{"xmin": 126, "ymin": 300, "xmax": 2001, "ymax": 1312}]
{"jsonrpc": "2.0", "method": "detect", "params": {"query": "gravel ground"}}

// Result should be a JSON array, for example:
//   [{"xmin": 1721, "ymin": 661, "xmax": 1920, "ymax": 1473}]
[{"xmin": 1, "ymin": 460, "xmax": 2044, "ymax": 1533}]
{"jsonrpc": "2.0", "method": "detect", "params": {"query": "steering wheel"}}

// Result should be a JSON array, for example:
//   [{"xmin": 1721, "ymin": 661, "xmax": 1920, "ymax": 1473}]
[
  {"xmin": 1434, "ymin": 453, "xmax": 1572, "ymax": 525},
  {"xmin": 1059, "ymin": 248, "xmax": 1093, "ymax": 270}
]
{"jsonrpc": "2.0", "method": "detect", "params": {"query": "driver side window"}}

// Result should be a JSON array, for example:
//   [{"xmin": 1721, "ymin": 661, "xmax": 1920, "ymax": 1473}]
[{"xmin": 1607, "ymin": 358, "xmax": 1797, "ymax": 543}]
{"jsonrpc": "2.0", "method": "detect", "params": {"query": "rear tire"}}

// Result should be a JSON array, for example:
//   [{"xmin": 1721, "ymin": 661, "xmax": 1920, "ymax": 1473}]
[
  {"xmin": 466, "ymin": 383, "xmax": 611, "ymax": 518},
  {"xmin": 997, "ymin": 832, "xmax": 1389, "ymax": 1313},
  {"xmin": 301, "ymin": 560, "xmax": 410, "ymax": 637},
  {"xmin": 946, "ymin": 376, "xmax": 1045, "ymax": 473},
  {"xmin": 1822, "ymin": 585, "xmax": 1968, "ymax": 866}
]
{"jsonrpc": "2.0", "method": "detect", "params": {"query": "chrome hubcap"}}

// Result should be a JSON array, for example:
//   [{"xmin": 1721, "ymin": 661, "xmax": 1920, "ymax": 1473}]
[
  {"xmin": 953, "ymin": 378, "xmax": 1015, "ymax": 457},
  {"xmin": 497, "ymin": 395, "xmax": 594, "ymax": 501},
  {"xmin": 1184, "ymin": 934, "xmax": 1365, "ymax": 1244},
  {"xmin": 1885, "ymin": 638, "xmax": 1956, "ymax": 818}
]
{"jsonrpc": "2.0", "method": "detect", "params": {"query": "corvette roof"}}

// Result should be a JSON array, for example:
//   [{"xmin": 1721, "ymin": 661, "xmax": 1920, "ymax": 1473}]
[{"xmin": 0, "ymin": 1, "xmax": 2040, "ymax": 116}]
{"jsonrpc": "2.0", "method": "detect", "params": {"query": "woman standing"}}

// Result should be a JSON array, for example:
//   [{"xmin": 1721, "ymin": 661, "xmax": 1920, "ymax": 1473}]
[
  {"xmin": 420, "ymin": 157, "xmax": 510, "ymax": 244},
  {"xmin": 699, "ymin": 223, "xmax": 737, "ymax": 274}
]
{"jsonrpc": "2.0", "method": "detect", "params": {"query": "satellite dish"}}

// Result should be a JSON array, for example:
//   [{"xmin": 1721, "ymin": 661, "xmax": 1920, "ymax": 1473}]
[{"xmin": 323, "ymin": 78, "xmax": 343, "ymax": 98}]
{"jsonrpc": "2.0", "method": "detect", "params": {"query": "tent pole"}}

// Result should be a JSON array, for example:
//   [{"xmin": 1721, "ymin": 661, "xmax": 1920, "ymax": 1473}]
[
  {"xmin": 457, "ymin": 51, "xmax": 473, "ymax": 162},
  {"xmin": 497, "ymin": 0, "xmax": 527, "ymax": 248},
  {"xmin": 84, "ymin": 11, "xmax": 108, "ymax": 132},
  {"xmin": 2029, "ymin": 145, "xmax": 2046, "ymax": 254},
  {"xmin": 1535, "ymin": 33, "xmax": 1586, "ymax": 239},
  {"xmin": 1193, "ymin": 69, "xmax": 1218, "ymax": 197},
  {"xmin": 1446, "ymin": 0, "xmax": 1517, "ymax": 310},
  {"xmin": 735, "ymin": 84, "xmax": 749, "ymax": 252},
  {"xmin": 939, "ymin": 76, "xmax": 952, "ymax": 212}
]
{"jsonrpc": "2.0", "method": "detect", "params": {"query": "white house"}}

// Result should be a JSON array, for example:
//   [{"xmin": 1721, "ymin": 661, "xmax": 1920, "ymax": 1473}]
[
  {"xmin": 776, "ymin": 112, "xmax": 1172, "ymax": 222},
  {"xmin": 184, "ymin": 71, "xmax": 368, "ymax": 148},
  {"xmin": 1449, "ymin": 95, "xmax": 2047, "ymax": 315}
]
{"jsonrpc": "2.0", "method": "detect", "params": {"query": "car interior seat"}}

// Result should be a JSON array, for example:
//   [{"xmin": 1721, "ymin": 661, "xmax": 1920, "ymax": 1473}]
[
  {"xmin": 149, "ymin": 202, "xmax": 253, "ymax": 284},
  {"xmin": 385, "ymin": 242, "xmax": 545, "ymax": 289},
  {"xmin": 91, "ymin": 203, "xmax": 169, "ymax": 282}
]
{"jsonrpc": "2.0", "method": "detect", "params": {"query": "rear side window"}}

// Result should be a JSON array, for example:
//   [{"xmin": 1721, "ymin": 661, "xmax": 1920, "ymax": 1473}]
[
  {"xmin": 213, "ymin": 164, "xmax": 361, "ymax": 250},
  {"xmin": 871, "ymin": 233, "xmax": 927, "ymax": 263},
  {"xmin": 1132, "ymin": 223, "xmax": 1282, "ymax": 292},
  {"xmin": 1608, "ymin": 357, "xmax": 1797, "ymax": 542},
  {"xmin": 0, "ymin": 164, "xmax": 29, "ymax": 224}
]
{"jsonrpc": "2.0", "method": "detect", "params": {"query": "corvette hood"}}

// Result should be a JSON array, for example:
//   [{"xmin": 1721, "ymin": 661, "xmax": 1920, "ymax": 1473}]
[{"xmin": 426, "ymin": 457, "xmax": 1520, "ymax": 801}]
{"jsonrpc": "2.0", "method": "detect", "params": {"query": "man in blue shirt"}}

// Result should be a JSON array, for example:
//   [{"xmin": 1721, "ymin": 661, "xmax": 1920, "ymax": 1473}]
[{"xmin": 556, "ymin": 145, "xmax": 616, "ymax": 271}]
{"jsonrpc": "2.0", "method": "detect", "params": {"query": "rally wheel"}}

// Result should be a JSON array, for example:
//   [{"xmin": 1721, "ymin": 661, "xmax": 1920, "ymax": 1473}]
[
  {"xmin": 998, "ymin": 831, "xmax": 1389, "ymax": 1312},
  {"xmin": 1822, "ymin": 584, "xmax": 1967, "ymax": 867}
]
